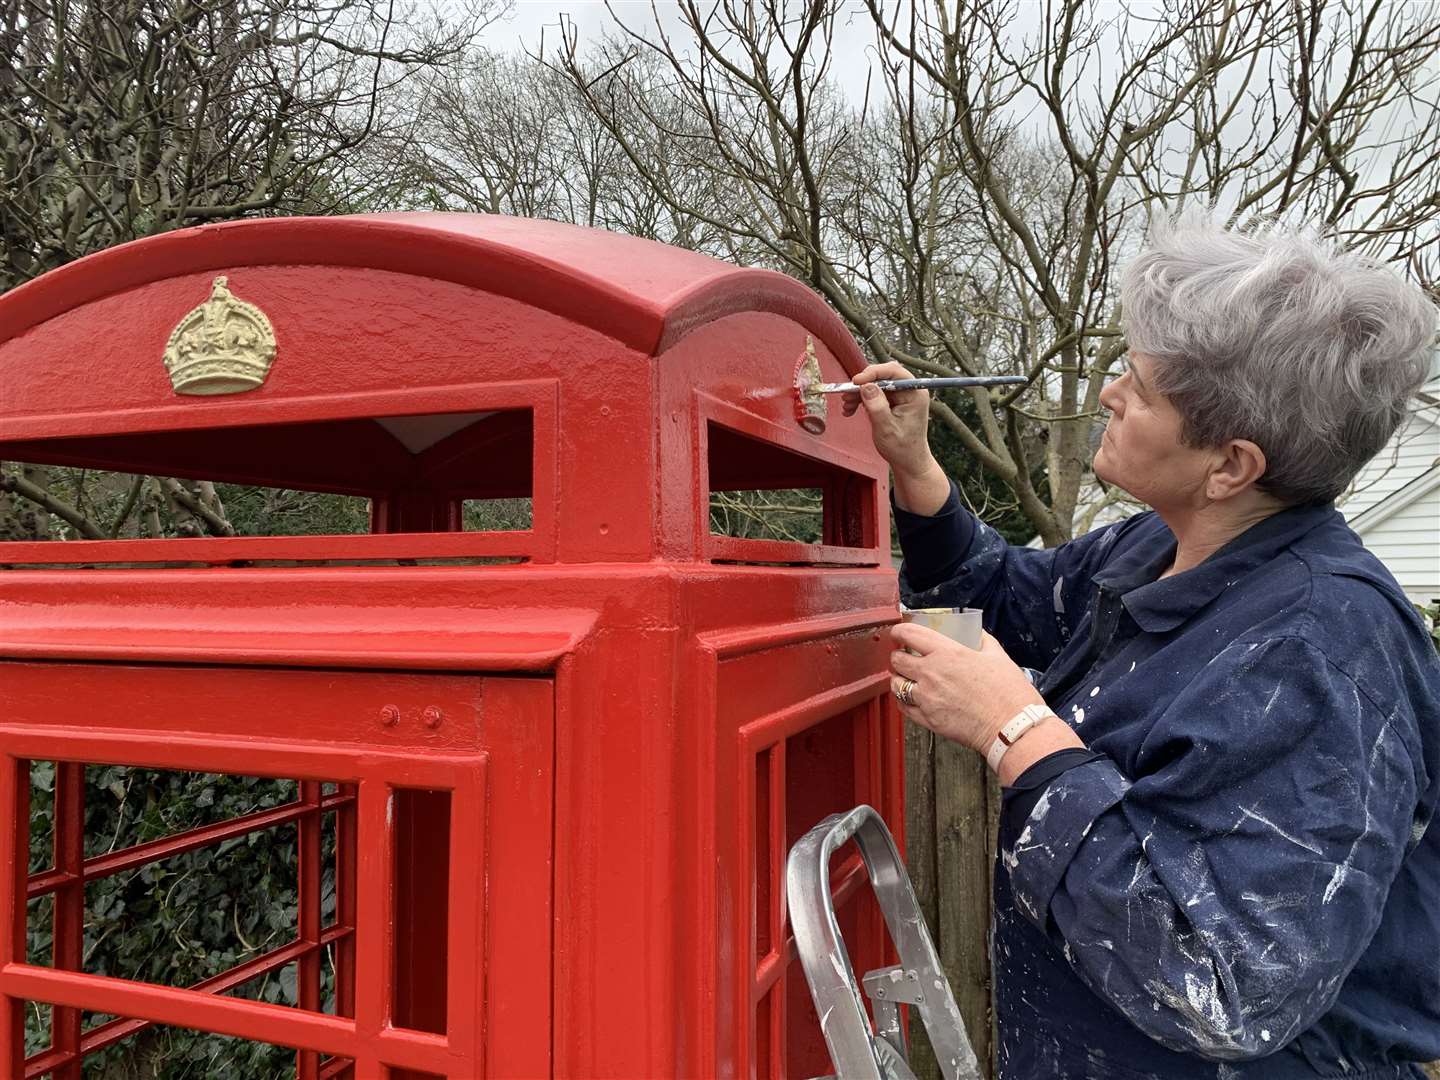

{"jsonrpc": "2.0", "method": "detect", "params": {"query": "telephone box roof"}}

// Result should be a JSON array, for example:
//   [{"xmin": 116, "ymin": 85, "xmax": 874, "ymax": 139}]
[{"xmin": 0, "ymin": 212, "xmax": 866, "ymax": 370}]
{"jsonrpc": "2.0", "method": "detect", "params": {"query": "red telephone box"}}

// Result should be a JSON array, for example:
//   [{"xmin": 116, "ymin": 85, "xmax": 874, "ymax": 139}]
[{"xmin": 0, "ymin": 213, "xmax": 903, "ymax": 1078}]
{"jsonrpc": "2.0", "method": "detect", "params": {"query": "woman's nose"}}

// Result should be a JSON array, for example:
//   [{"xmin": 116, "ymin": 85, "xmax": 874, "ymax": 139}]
[{"xmin": 1099, "ymin": 377, "xmax": 1120, "ymax": 413}]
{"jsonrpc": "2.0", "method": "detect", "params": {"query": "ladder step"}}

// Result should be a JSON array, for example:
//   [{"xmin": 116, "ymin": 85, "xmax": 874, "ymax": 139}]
[{"xmin": 863, "ymin": 965, "xmax": 925, "ymax": 1006}]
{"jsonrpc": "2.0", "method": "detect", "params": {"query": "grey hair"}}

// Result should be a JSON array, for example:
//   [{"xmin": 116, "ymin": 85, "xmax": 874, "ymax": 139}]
[{"xmin": 1119, "ymin": 213, "xmax": 1438, "ymax": 505}]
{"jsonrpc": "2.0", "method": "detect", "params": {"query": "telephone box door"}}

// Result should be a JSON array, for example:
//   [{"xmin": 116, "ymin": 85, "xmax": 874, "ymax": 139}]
[{"xmin": 1, "ymin": 662, "xmax": 554, "ymax": 1080}]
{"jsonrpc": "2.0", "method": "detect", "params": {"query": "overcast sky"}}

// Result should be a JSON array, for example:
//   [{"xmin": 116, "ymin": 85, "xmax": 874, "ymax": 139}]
[
  {"xmin": 476, "ymin": 0, "xmax": 888, "ymax": 101},
  {"xmin": 470, "ymin": 0, "xmax": 1437, "ymax": 253}
]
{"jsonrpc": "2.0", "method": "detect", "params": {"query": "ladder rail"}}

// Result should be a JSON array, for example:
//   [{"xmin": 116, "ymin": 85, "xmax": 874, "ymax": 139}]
[{"xmin": 786, "ymin": 805, "xmax": 983, "ymax": 1080}]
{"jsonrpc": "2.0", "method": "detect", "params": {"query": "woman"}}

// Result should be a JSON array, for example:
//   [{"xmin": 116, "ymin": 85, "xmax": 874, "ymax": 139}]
[{"xmin": 845, "ymin": 218, "xmax": 1440, "ymax": 1078}]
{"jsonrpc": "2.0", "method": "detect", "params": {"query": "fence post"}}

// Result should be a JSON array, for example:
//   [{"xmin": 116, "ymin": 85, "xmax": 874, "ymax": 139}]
[{"xmin": 906, "ymin": 730, "xmax": 996, "ymax": 1079}]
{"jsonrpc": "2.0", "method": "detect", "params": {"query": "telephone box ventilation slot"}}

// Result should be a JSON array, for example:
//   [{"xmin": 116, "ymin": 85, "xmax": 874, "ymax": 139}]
[
  {"xmin": 706, "ymin": 422, "xmax": 876, "ymax": 562},
  {"xmin": 0, "ymin": 408, "xmax": 538, "ymax": 568}
]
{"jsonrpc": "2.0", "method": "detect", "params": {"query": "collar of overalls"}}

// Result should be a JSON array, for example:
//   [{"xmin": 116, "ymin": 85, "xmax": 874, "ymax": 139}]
[{"xmin": 1090, "ymin": 501, "xmax": 1339, "ymax": 634}]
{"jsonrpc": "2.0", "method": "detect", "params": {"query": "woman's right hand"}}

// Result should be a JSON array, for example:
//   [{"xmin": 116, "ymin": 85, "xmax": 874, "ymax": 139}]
[{"xmin": 841, "ymin": 361, "xmax": 941, "ymax": 485}]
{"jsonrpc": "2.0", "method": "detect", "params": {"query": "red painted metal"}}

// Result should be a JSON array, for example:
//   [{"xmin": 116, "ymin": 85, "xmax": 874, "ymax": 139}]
[
  {"xmin": 48, "ymin": 764, "xmax": 81, "ymax": 1080},
  {"xmin": 0, "ymin": 213, "xmax": 903, "ymax": 1078},
  {"xmin": 298, "ymin": 778, "xmax": 324, "ymax": 1080}
]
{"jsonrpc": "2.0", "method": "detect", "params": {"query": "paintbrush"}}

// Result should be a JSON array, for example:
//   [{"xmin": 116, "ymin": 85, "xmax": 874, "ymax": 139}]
[{"xmin": 816, "ymin": 375, "xmax": 1029, "ymax": 393}]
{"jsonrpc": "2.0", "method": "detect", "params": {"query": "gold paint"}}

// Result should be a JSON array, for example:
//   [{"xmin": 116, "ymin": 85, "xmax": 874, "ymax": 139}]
[
  {"xmin": 795, "ymin": 336, "xmax": 827, "ymax": 434},
  {"xmin": 163, "ymin": 276, "xmax": 277, "ymax": 396}
]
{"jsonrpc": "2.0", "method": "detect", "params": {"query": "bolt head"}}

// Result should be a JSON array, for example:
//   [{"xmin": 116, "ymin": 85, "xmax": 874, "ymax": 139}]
[
  {"xmin": 380, "ymin": 705, "xmax": 400, "ymax": 726},
  {"xmin": 423, "ymin": 706, "xmax": 443, "ymax": 729}
]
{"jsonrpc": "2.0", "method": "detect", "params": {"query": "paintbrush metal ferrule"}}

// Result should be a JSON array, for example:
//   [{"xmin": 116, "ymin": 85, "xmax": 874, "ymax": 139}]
[{"xmin": 816, "ymin": 375, "xmax": 1029, "ymax": 394}]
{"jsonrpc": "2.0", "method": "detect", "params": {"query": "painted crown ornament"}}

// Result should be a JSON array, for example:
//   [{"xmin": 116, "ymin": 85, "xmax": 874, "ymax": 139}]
[{"xmin": 162, "ymin": 276, "xmax": 277, "ymax": 395}]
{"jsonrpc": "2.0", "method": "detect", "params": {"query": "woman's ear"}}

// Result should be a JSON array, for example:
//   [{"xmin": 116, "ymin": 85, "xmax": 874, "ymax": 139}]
[{"xmin": 1207, "ymin": 439, "xmax": 1268, "ymax": 501}]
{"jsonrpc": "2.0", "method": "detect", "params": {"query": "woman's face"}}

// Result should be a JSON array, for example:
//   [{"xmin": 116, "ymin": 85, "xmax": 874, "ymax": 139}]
[{"xmin": 1094, "ymin": 352, "xmax": 1215, "ymax": 512}]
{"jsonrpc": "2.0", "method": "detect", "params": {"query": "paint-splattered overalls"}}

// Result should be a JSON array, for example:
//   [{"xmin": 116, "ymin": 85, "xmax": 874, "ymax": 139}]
[{"xmin": 897, "ymin": 489, "xmax": 1440, "ymax": 1079}]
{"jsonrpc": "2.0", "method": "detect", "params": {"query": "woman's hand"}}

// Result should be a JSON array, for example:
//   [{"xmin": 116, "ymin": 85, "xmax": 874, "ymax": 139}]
[
  {"xmin": 890, "ymin": 623, "xmax": 1085, "ymax": 782},
  {"xmin": 841, "ymin": 362, "xmax": 948, "ymax": 513},
  {"xmin": 889, "ymin": 623, "xmax": 1047, "ymax": 754}
]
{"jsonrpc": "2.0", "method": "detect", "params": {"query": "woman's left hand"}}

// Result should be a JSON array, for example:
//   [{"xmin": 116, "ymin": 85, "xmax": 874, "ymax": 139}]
[{"xmin": 890, "ymin": 623, "xmax": 1046, "ymax": 752}]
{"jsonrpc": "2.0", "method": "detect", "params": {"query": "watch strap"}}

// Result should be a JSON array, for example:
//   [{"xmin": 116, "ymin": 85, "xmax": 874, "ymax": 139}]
[{"xmin": 985, "ymin": 703, "xmax": 1055, "ymax": 772}]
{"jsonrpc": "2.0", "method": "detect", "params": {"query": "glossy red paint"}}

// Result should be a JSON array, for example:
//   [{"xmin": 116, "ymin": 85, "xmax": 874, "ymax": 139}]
[{"xmin": 0, "ymin": 213, "xmax": 904, "ymax": 1078}]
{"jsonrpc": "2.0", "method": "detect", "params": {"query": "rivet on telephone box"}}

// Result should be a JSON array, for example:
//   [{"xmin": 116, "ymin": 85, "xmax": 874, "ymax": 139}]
[{"xmin": 0, "ymin": 214, "xmax": 907, "ymax": 1078}]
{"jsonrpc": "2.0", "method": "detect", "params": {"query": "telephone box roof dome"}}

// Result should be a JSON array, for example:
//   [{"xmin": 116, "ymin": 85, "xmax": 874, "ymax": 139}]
[{"xmin": 0, "ymin": 212, "xmax": 865, "ymax": 370}]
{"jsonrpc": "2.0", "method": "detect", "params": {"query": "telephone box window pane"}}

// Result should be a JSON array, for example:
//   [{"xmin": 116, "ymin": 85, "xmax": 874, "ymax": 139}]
[
  {"xmin": 213, "ymin": 485, "xmax": 371, "ymax": 536},
  {"xmin": 462, "ymin": 496, "xmax": 533, "ymax": 531},
  {"xmin": 211, "ymin": 960, "xmax": 301, "ymax": 1007},
  {"xmin": 84, "ymin": 768, "xmax": 297, "ymax": 858},
  {"xmin": 0, "ymin": 407, "xmax": 537, "ymax": 558},
  {"xmin": 74, "ymin": 1017, "xmax": 355, "ymax": 1078},
  {"xmin": 22, "ymin": 1002, "xmax": 49, "ymax": 1059},
  {"xmin": 392, "ymin": 788, "xmax": 451, "ymax": 1036},
  {"xmin": 0, "ymin": 464, "xmax": 373, "ymax": 540},
  {"xmin": 84, "ymin": 825, "xmax": 301, "ymax": 988},
  {"xmin": 755, "ymin": 985, "xmax": 775, "ymax": 1080},
  {"xmin": 84, "ymin": 1010, "xmax": 117, "ymax": 1033},
  {"xmin": 321, "ymin": 810, "xmax": 339, "ymax": 931},
  {"xmin": 23, "ymin": 997, "xmax": 50, "ymax": 1060},
  {"xmin": 754, "ymin": 748, "xmax": 773, "ymax": 957},
  {"xmin": 26, "ymin": 896, "xmax": 52, "ymax": 969},
  {"xmin": 784, "ymin": 710, "xmax": 860, "ymax": 851},
  {"xmin": 29, "ymin": 760, "xmax": 55, "ymax": 874},
  {"xmin": 711, "ymin": 488, "xmax": 823, "ymax": 543}
]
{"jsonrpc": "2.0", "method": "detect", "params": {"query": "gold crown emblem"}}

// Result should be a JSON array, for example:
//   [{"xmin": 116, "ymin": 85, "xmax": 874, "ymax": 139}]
[{"xmin": 162, "ymin": 276, "xmax": 277, "ymax": 395}]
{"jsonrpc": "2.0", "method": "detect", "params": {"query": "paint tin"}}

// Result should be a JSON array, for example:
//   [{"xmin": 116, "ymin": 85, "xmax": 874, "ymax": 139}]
[{"xmin": 900, "ymin": 606, "xmax": 983, "ymax": 650}]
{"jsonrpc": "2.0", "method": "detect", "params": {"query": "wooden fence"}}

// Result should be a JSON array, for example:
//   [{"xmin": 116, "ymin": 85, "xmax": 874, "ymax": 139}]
[{"xmin": 904, "ymin": 725, "xmax": 1001, "ymax": 1080}]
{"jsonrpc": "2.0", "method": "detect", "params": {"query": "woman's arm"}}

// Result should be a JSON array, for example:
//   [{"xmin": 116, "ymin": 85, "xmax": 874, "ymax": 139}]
[
  {"xmin": 847, "ymin": 358, "xmax": 1151, "ymax": 669},
  {"xmin": 1001, "ymin": 635, "xmax": 1422, "ymax": 1060},
  {"xmin": 894, "ymin": 488, "xmax": 1146, "ymax": 673}
]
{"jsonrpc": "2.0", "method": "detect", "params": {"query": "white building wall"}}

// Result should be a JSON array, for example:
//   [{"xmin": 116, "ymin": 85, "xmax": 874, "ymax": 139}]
[
  {"xmin": 1341, "ymin": 394, "xmax": 1440, "ymax": 519},
  {"xmin": 1356, "ymin": 486, "xmax": 1440, "ymax": 606},
  {"xmin": 1340, "ymin": 379, "xmax": 1440, "ymax": 607}
]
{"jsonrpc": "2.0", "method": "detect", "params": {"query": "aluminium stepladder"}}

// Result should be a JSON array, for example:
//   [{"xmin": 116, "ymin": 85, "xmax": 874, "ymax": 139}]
[{"xmin": 786, "ymin": 805, "xmax": 983, "ymax": 1080}]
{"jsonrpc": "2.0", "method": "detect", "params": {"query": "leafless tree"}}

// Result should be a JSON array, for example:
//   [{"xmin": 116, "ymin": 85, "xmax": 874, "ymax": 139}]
[
  {"xmin": 0, "ymin": 0, "xmax": 502, "ymax": 541},
  {"xmin": 0, "ymin": 0, "xmax": 502, "ymax": 290},
  {"xmin": 548, "ymin": 0, "xmax": 1440, "ymax": 545},
  {"xmin": 353, "ymin": 45, "xmax": 745, "ymax": 254}
]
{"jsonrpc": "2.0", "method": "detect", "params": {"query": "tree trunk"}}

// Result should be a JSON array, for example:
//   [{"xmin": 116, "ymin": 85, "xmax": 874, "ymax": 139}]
[{"xmin": 0, "ymin": 463, "xmax": 51, "ymax": 540}]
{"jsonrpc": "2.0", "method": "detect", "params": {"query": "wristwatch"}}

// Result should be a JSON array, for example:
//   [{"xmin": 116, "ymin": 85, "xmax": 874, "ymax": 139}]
[{"xmin": 985, "ymin": 703, "xmax": 1055, "ymax": 772}]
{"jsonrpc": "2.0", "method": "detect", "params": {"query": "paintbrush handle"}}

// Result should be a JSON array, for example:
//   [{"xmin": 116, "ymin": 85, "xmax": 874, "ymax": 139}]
[{"xmin": 817, "ymin": 376, "xmax": 1029, "ymax": 393}]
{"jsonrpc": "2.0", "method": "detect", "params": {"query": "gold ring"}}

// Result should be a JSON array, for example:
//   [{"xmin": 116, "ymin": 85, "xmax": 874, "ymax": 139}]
[{"xmin": 895, "ymin": 678, "xmax": 917, "ymax": 707}]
